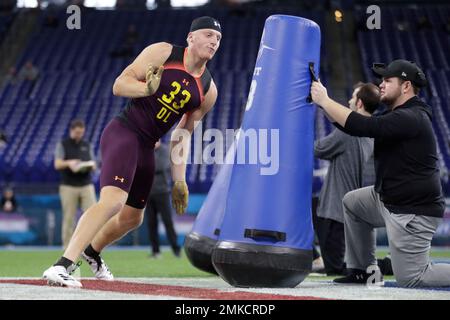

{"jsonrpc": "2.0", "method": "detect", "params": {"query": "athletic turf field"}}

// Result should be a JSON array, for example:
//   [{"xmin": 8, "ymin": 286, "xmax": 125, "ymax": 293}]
[
  {"xmin": 1, "ymin": 247, "xmax": 450, "ymax": 300},
  {"xmin": 2, "ymin": 247, "xmax": 450, "ymax": 278},
  {"xmin": 0, "ymin": 247, "xmax": 211, "ymax": 278}
]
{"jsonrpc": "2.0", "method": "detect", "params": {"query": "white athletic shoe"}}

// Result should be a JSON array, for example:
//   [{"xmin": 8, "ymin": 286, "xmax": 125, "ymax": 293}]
[
  {"xmin": 42, "ymin": 265, "xmax": 82, "ymax": 288},
  {"xmin": 81, "ymin": 252, "xmax": 114, "ymax": 281},
  {"xmin": 312, "ymin": 256, "xmax": 325, "ymax": 272}
]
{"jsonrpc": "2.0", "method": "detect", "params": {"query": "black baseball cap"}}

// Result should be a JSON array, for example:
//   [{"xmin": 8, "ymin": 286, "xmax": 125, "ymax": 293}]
[
  {"xmin": 190, "ymin": 16, "xmax": 221, "ymax": 34},
  {"xmin": 372, "ymin": 59, "xmax": 427, "ymax": 87}
]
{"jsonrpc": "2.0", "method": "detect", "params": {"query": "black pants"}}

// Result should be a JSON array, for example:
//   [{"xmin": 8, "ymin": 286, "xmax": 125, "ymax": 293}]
[
  {"xmin": 145, "ymin": 192, "xmax": 180, "ymax": 254},
  {"xmin": 312, "ymin": 198, "xmax": 345, "ymax": 275},
  {"xmin": 311, "ymin": 197, "xmax": 321, "ymax": 260}
]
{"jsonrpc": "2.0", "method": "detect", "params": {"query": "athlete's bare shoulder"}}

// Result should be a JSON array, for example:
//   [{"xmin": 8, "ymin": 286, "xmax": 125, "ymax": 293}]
[
  {"xmin": 140, "ymin": 42, "xmax": 173, "ymax": 66},
  {"xmin": 119, "ymin": 42, "xmax": 173, "ymax": 81}
]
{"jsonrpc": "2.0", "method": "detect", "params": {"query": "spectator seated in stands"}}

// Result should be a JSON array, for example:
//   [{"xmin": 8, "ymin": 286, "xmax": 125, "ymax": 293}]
[
  {"xmin": 109, "ymin": 24, "xmax": 140, "ymax": 58},
  {"xmin": 18, "ymin": 61, "xmax": 39, "ymax": 82},
  {"xmin": 0, "ymin": 129, "xmax": 7, "ymax": 149},
  {"xmin": 417, "ymin": 15, "xmax": 432, "ymax": 31},
  {"xmin": 43, "ymin": 13, "xmax": 59, "ymax": 28},
  {"xmin": 125, "ymin": 24, "xmax": 139, "ymax": 44},
  {"xmin": 1, "ymin": 188, "xmax": 18, "ymax": 213},
  {"xmin": 2, "ymin": 67, "xmax": 17, "ymax": 87}
]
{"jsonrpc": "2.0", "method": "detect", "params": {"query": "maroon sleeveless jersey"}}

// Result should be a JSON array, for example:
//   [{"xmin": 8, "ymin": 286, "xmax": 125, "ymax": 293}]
[{"xmin": 117, "ymin": 45, "xmax": 212, "ymax": 144}]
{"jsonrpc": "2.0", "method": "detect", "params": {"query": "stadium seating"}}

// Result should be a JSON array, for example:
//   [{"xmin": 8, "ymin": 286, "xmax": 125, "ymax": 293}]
[
  {"xmin": 0, "ymin": 5, "xmax": 448, "ymax": 195},
  {"xmin": 0, "ymin": 7, "xmax": 326, "ymax": 193}
]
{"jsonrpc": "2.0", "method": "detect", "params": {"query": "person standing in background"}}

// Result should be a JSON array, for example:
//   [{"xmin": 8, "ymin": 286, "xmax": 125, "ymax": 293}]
[
  {"xmin": 145, "ymin": 139, "xmax": 181, "ymax": 258},
  {"xmin": 1, "ymin": 187, "xmax": 18, "ymax": 213},
  {"xmin": 313, "ymin": 83, "xmax": 380, "ymax": 276},
  {"xmin": 54, "ymin": 119, "xmax": 97, "ymax": 248}
]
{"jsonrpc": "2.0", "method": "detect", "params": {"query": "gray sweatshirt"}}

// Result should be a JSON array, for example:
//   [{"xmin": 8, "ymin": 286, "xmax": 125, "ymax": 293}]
[{"xmin": 314, "ymin": 129, "xmax": 375, "ymax": 223}]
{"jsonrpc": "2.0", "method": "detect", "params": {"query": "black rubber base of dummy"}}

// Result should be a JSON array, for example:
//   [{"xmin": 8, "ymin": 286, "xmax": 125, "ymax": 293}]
[
  {"xmin": 212, "ymin": 241, "xmax": 312, "ymax": 288},
  {"xmin": 184, "ymin": 232, "xmax": 219, "ymax": 275}
]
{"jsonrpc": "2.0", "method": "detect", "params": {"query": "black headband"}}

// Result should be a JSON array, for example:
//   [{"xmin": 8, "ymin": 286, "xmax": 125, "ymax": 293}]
[{"xmin": 190, "ymin": 16, "xmax": 221, "ymax": 33}]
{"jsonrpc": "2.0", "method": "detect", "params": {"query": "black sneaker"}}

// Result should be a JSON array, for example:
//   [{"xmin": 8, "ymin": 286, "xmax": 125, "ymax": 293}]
[
  {"xmin": 326, "ymin": 268, "xmax": 346, "ymax": 276},
  {"xmin": 377, "ymin": 256, "xmax": 393, "ymax": 276},
  {"xmin": 333, "ymin": 268, "xmax": 384, "ymax": 286}
]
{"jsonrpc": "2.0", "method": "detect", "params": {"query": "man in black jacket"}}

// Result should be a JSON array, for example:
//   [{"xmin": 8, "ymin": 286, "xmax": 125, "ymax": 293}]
[{"xmin": 310, "ymin": 60, "xmax": 450, "ymax": 288}]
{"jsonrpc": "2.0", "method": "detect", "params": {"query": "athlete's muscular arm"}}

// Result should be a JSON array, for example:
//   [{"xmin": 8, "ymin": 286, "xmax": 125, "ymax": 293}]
[
  {"xmin": 112, "ymin": 42, "xmax": 172, "ymax": 98},
  {"xmin": 171, "ymin": 82, "xmax": 217, "ymax": 180},
  {"xmin": 169, "ymin": 82, "xmax": 218, "ymax": 214}
]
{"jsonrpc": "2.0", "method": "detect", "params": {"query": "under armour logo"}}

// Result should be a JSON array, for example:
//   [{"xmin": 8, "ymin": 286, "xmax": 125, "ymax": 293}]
[
  {"xmin": 182, "ymin": 79, "xmax": 189, "ymax": 86},
  {"xmin": 214, "ymin": 21, "xmax": 220, "ymax": 27},
  {"xmin": 114, "ymin": 176, "xmax": 125, "ymax": 183},
  {"xmin": 401, "ymin": 72, "xmax": 407, "ymax": 77}
]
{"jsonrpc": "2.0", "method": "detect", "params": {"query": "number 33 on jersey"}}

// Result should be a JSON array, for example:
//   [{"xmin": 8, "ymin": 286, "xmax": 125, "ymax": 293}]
[
  {"xmin": 120, "ymin": 45, "xmax": 212, "ymax": 142},
  {"xmin": 157, "ymin": 80, "xmax": 192, "ymax": 123}
]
